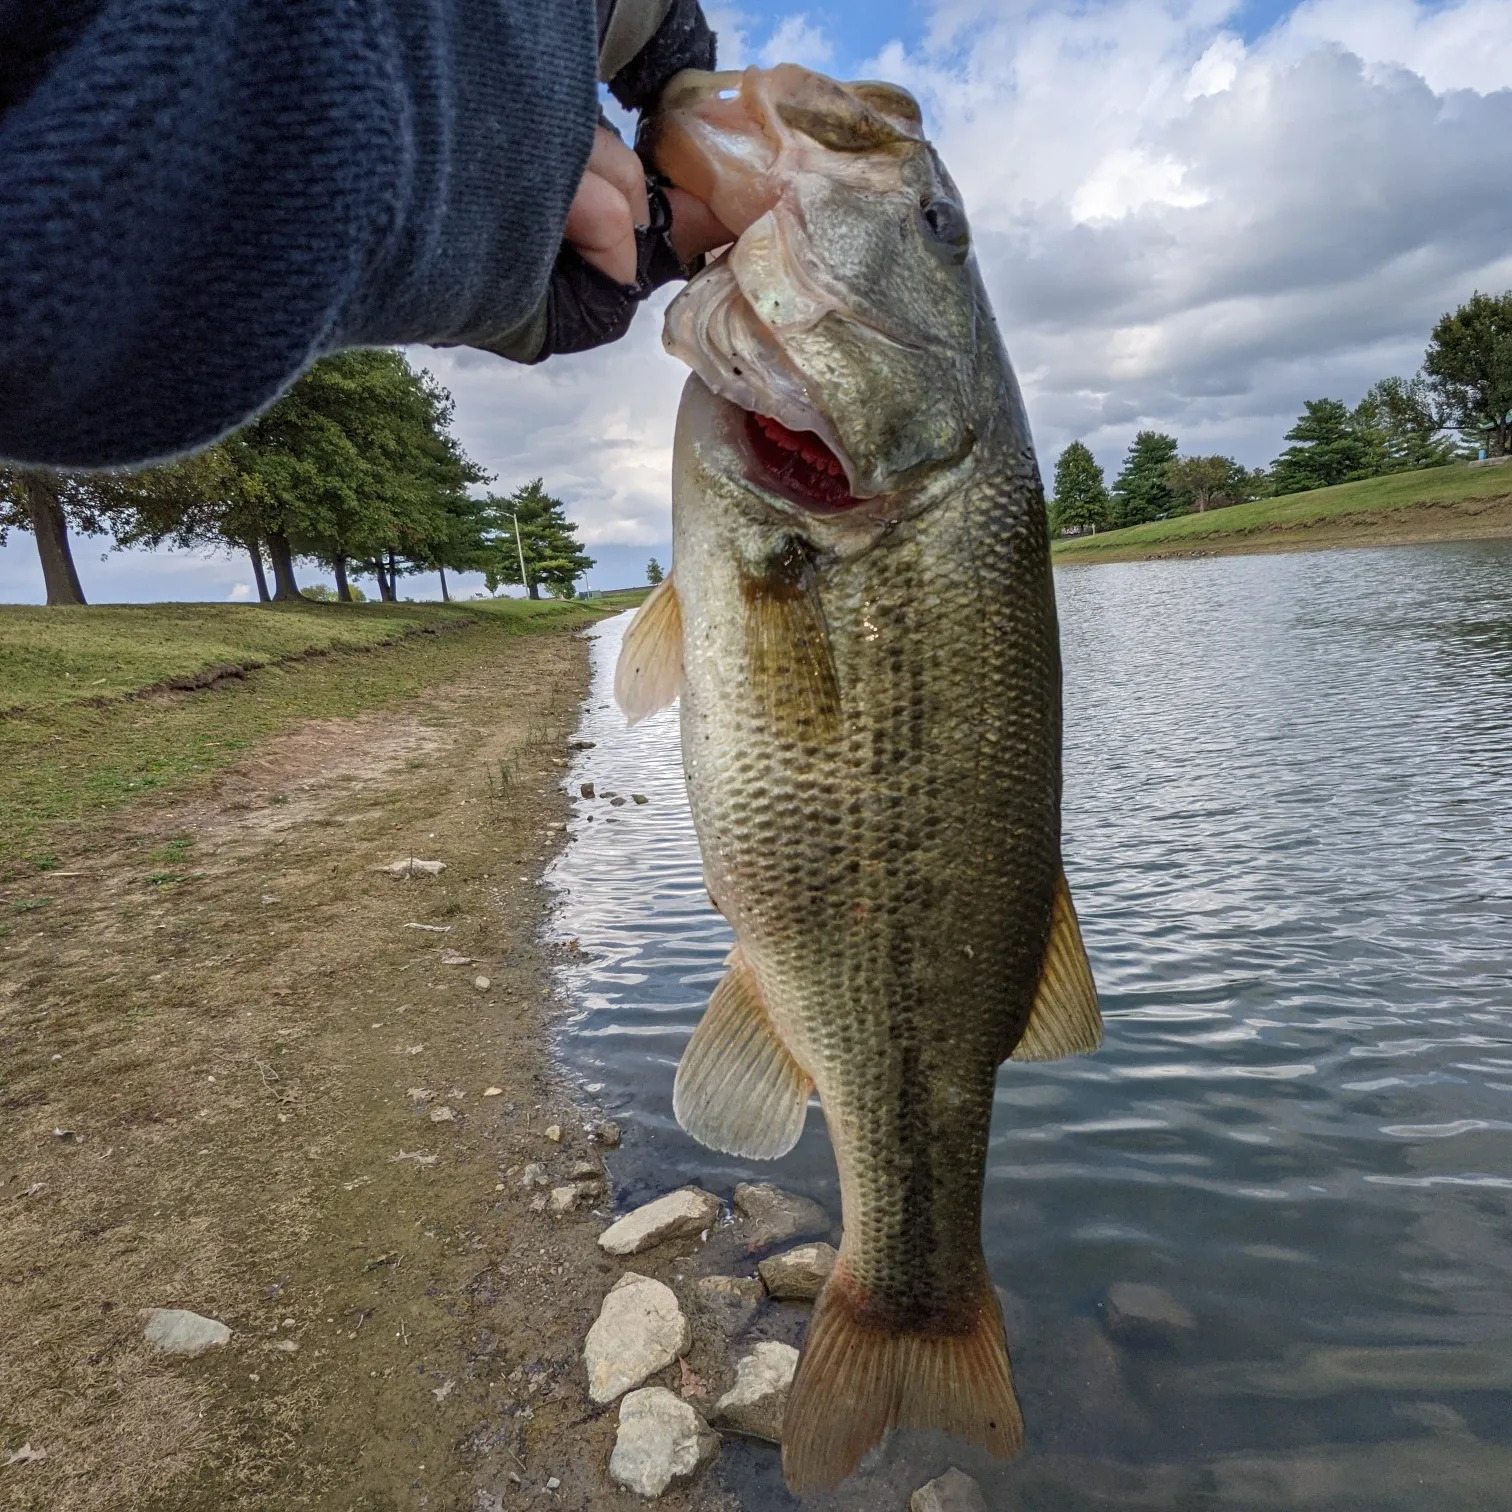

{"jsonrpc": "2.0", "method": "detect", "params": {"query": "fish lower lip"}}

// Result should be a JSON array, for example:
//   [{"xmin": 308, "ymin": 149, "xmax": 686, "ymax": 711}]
[{"xmin": 743, "ymin": 409, "xmax": 864, "ymax": 512}]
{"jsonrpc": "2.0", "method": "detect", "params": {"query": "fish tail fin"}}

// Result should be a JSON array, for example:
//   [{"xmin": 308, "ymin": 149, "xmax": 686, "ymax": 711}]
[{"xmin": 781, "ymin": 1262, "xmax": 1023, "ymax": 1493}]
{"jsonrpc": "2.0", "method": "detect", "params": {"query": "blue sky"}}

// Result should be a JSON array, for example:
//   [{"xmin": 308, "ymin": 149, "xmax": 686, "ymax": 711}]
[{"xmin": 4, "ymin": 0, "xmax": 1510, "ymax": 604}]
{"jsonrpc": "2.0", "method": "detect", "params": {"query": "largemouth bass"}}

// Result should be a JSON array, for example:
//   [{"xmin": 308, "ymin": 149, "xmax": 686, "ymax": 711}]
[{"xmin": 615, "ymin": 64, "xmax": 1101, "ymax": 1493}]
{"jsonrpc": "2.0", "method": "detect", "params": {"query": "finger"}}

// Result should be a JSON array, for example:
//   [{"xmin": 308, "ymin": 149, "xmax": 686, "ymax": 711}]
[
  {"xmin": 564, "ymin": 169, "xmax": 638, "ymax": 285},
  {"xmin": 587, "ymin": 126, "xmax": 651, "ymax": 229},
  {"xmin": 664, "ymin": 187, "xmax": 735, "ymax": 265}
]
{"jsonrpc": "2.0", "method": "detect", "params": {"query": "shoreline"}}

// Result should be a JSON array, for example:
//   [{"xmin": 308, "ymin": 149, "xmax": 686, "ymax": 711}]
[
  {"xmin": 0, "ymin": 619, "xmax": 726, "ymax": 1511},
  {"xmin": 1053, "ymin": 486, "xmax": 1512, "ymax": 568}
]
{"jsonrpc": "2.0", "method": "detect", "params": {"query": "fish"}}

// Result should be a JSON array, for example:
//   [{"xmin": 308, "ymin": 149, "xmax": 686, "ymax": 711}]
[{"xmin": 615, "ymin": 64, "xmax": 1101, "ymax": 1493}]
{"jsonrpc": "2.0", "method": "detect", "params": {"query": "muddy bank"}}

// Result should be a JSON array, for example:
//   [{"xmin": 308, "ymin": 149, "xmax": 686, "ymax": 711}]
[
  {"xmin": 1054, "ymin": 490, "xmax": 1512, "ymax": 566},
  {"xmin": 0, "ymin": 627, "xmax": 732, "ymax": 1512}
]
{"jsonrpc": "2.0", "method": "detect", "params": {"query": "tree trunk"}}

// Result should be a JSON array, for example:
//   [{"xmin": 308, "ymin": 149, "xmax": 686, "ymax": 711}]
[
  {"xmin": 22, "ymin": 471, "xmax": 87, "ymax": 606},
  {"xmin": 247, "ymin": 541, "xmax": 271, "ymax": 602},
  {"xmin": 374, "ymin": 560, "xmax": 392, "ymax": 601},
  {"xmin": 266, "ymin": 531, "xmax": 303, "ymax": 601},
  {"xmin": 334, "ymin": 555, "xmax": 352, "ymax": 602},
  {"xmin": 437, "ymin": 565, "xmax": 450, "ymax": 603},
  {"xmin": 388, "ymin": 550, "xmax": 400, "ymax": 600},
  {"xmin": 528, "ymin": 580, "xmax": 540, "ymax": 601}
]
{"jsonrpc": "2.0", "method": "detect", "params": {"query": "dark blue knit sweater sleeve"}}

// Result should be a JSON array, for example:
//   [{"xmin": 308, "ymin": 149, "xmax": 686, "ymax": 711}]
[{"xmin": 0, "ymin": 0, "xmax": 600, "ymax": 468}]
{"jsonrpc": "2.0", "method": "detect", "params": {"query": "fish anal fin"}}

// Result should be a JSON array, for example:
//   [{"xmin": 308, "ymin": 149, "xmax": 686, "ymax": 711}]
[
  {"xmin": 673, "ymin": 948, "xmax": 813, "ymax": 1160},
  {"xmin": 781, "ymin": 1264, "xmax": 1023, "ymax": 1493},
  {"xmin": 741, "ymin": 548, "xmax": 840, "ymax": 742},
  {"xmin": 1011, "ymin": 869, "xmax": 1102, "ymax": 1062},
  {"xmin": 614, "ymin": 572, "xmax": 683, "ymax": 725}
]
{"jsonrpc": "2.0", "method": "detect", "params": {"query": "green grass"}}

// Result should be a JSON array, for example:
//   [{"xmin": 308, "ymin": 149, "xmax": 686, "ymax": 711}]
[
  {"xmin": 1054, "ymin": 460, "xmax": 1512, "ymax": 561},
  {"xmin": 0, "ymin": 597, "xmax": 608, "ymax": 865}
]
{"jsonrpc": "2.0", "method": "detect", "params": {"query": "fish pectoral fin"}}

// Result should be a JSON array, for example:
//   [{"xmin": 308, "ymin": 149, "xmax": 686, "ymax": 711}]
[
  {"xmin": 743, "ymin": 555, "xmax": 841, "ymax": 741},
  {"xmin": 673, "ymin": 948, "xmax": 813, "ymax": 1160},
  {"xmin": 1010, "ymin": 869, "xmax": 1102, "ymax": 1062},
  {"xmin": 613, "ymin": 571, "xmax": 683, "ymax": 725},
  {"xmin": 782, "ymin": 1264, "xmax": 1023, "ymax": 1493}
]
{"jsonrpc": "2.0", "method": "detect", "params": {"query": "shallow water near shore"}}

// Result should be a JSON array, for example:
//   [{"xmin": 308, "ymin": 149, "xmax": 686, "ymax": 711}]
[{"xmin": 547, "ymin": 539, "xmax": 1512, "ymax": 1510}]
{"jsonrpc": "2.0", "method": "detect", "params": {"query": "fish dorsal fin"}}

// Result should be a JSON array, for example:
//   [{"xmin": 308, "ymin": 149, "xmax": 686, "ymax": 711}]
[
  {"xmin": 743, "ymin": 549, "xmax": 840, "ymax": 742},
  {"xmin": 614, "ymin": 572, "xmax": 683, "ymax": 725},
  {"xmin": 673, "ymin": 947, "xmax": 814, "ymax": 1160},
  {"xmin": 1010, "ymin": 870, "xmax": 1102, "ymax": 1061}
]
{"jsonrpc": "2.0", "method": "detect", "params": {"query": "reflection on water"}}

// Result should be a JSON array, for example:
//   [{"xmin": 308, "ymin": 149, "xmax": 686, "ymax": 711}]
[{"xmin": 546, "ymin": 541, "xmax": 1512, "ymax": 1509}]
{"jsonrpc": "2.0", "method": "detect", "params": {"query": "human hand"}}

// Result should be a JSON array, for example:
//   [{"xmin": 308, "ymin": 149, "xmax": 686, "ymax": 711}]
[{"xmin": 565, "ymin": 126, "xmax": 729, "ymax": 287}]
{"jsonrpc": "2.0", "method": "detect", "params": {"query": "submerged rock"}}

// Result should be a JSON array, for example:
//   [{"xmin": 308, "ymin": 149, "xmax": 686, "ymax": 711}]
[
  {"xmin": 598, "ymin": 1188, "xmax": 720, "ymax": 1257},
  {"xmin": 693, "ymin": 1274, "xmax": 763, "ymax": 1336},
  {"xmin": 1102, "ymin": 1282, "xmax": 1195, "ymax": 1345},
  {"xmin": 732, "ymin": 1182, "xmax": 829, "ymax": 1250},
  {"xmin": 910, "ymin": 1467, "xmax": 989, "ymax": 1512},
  {"xmin": 584, "ymin": 1274, "xmax": 691, "ymax": 1404},
  {"xmin": 608, "ymin": 1387, "xmax": 718, "ymax": 1498},
  {"xmin": 711, "ymin": 1341, "xmax": 799, "ymax": 1442},
  {"xmin": 590, "ymin": 1120, "xmax": 622, "ymax": 1148},
  {"xmin": 758, "ymin": 1242, "xmax": 837, "ymax": 1301},
  {"xmin": 142, "ymin": 1308, "xmax": 231, "ymax": 1357}
]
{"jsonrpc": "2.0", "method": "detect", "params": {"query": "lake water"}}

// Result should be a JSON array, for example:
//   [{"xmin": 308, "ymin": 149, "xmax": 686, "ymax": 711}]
[{"xmin": 545, "ymin": 541, "xmax": 1512, "ymax": 1511}]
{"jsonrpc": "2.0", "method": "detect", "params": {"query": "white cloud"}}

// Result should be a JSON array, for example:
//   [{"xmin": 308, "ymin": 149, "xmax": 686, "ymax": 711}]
[
  {"xmin": 861, "ymin": 0, "xmax": 1512, "ymax": 474},
  {"xmin": 228, "ymin": 582, "xmax": 251, "ymax": 600},
  {"xmin": 758, "ymin": 14, "xmax": 835, "ymax": 69}
]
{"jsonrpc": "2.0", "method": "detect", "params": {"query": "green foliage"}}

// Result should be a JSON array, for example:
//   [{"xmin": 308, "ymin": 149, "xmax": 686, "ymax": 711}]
[
  {"xmin": 1049, "ymin": 442, "xmax": 1111, "ymax": 532},
  {"xmin": 1269, "ymin": 398, "xmax": 1377, "ymax": 495},
  {"xmin": 478, "ymin": 479, "xmax": 594, "ymax": 600},
  {"xmin": 302, "ymin": 583, "xmax": 367, "ymax": 602},
  {"xmin": 1351, "ymin": 376, "xmax": 1457, "ymax": 474},
  {"xmin": 1423, "ymin": 289, "xmax": 1512, "ymax": 458},
  {"xmin": 646, "ymin": 557, "xmax": 665, "ymax": 585},
  {"xmin": 1110, "ymin": 432, "xmax": 1180, "ymax": 526},
  {"xmin": 1163, "ymin": 454, "xmax": 1251, "ymax": 514}
]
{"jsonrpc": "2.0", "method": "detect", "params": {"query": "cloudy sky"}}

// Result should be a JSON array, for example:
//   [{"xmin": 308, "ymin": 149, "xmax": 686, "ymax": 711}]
[{"xmin": 5, "ymin": 0, "xmax": 1510, "ymax": 602}]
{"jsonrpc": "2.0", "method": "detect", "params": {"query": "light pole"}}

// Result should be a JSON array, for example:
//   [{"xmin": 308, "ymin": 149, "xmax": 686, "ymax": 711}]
[{"xmin": 510, "ymin": 511, "xmax": 531, "ymax": 598}]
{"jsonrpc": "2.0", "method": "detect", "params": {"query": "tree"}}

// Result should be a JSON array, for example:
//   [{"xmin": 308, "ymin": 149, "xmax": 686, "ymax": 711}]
[
  {"xmin": 1110, "ymin": 431, "xmax": 1179, "ymax": 527},
  {"xmin": 1163, "ymin": 455, "xmax": 1247, "ymax": 514},
  {"xmin": 1, "ymin": 455, "xmax": 223, "ymax": 606},
  {"xmin": 1049, "ymin": 442, "xmax": 1110, "ymax": 532},
  {"xmin": 646, "ymin": 557, "xmax": 665, "ymax": 585},
  {"xmin": 479, "ymin": 480, "xmax": 594, "ymax": 599},
  {"xmin": 1351, "ymin": 376, "xmax": 1457, "ymax": 474},
  {"xmin": 1269, "ymin": 398, "xmax": 1376, "ymax": 495},
  {"xmin": 1423, "ymin": 290, "xmax": 1512, "ymax": 457}
]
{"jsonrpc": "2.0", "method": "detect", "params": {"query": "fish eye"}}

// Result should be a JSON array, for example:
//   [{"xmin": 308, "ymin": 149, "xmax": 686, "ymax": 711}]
[{"xmin": 918, "ymin": 195, "xmax": 970, "ymax": 261}]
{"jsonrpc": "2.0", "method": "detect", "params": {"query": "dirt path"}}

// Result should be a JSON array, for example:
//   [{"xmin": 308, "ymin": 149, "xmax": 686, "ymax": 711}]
[{"xmin": 0, "ymin": 628, "xmax": 729, "ymax": 1512}]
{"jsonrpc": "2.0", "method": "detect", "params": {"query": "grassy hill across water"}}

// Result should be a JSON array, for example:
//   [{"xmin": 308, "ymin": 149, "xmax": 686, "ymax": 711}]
[{"xmin": 1054, "ymin": 459, "xmax": 1512, "ymax": 565}]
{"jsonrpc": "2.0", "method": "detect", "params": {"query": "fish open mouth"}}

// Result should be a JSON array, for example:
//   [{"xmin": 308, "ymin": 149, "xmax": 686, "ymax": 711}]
[{"xmin": 745, "ymin": 411, "xmax": 863, "ymax": 511}]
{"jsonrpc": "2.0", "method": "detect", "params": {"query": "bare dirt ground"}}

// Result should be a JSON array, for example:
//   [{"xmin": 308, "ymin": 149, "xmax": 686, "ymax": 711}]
[
  {"xmin": 0, "ymin": 630, "xmax": 736, "ymax": 1512},
  {"xmin": 1056, "ymin": 490, "xmax": 1512, "ymax": 565}
]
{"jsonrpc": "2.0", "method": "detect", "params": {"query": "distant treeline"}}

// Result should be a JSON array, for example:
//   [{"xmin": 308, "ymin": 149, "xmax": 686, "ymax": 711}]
[
  {"xmin": 1051, "ymin": 289, "xmax": 1512, "ymax": 534},
  {"xmin": 0, "ymin": 350, "xmax": 592, "ymax": 607}
]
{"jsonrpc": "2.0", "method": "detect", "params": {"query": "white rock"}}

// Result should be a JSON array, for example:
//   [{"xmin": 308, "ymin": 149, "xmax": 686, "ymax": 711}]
[
  {"xmin": 711, "ymin": 1341, "xmax": 799, "ymax": 1442},
  {"xmin": 429, "ymin": 1106, "xmax": 455, "ymax": 1123},
  {"xmin": 520, "ymin": 1163, "xmax": 549, "ymax": 1187},
  {"xmin": 757, "ymin": 1242, "xmax": 837, "ymax": 1301},
  {"xmin": 732, "ymin": 1182, "xmax": 829, "ymax": 1249},
  {"xmin": 1102, "ymin": 1282, "xmax": 1195, "ymax": 1343},
  {"xmin": 599, "ymin": 1188, "xmax": 721, "ymax": 1257},
  {"xmin": 483, "ymin": 1086, "xmax": 503, "ymax": 1097},
  {"xmin": 548, "ymin": 1185, "xmax": 581, "ymax": 1215},
  {"xmin": 474, "ymin": 975, "xmax": 491, "ymax": 991},
  {"xmin": 377, "ymin": 858, "xmax": 447, "ymax": 878},
  {"xmin": 608, "ymin": 1387, "xmax": 718, "ymax": 1498},
  {"xmin": 584, "ymin": 1274, "xmax": 691, "ymax": 1404},
  {"xmin": 910, "ymin": 1467, "xmax": 989, "ymax": 1512},
  {"xmin": 544, "ymin": 1124, "xmax": 562, "ymax": 1142},
  {"xmin": 142, "ymin": 1307, "xmax": 231, "ymax": 1357}
]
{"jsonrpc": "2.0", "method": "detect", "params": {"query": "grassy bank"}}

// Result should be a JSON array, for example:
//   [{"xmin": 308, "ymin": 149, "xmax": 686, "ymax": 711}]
[
  {"xmin": 0, "ymin": 597, "xmax": 608, "ymax": 866},
  {"xmin": 1053, "ymin": 460, "xmax": 1512, "ymax": 565}
]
